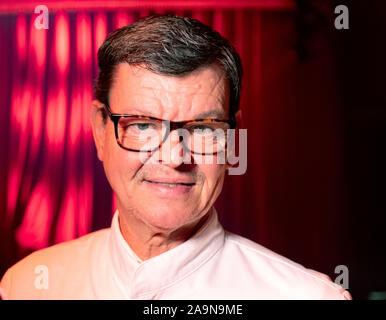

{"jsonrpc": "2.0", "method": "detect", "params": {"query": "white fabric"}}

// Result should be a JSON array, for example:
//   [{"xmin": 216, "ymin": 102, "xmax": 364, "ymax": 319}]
[{"xmin": 0, "ymin": 208, "xmax": 351, "ymax": 300}]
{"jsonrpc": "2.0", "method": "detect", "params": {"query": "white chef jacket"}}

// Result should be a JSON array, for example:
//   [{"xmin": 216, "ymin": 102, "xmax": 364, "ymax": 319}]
[{"xmin": 0, "ymin": 208, "xmax": 351, "ymax": 300}]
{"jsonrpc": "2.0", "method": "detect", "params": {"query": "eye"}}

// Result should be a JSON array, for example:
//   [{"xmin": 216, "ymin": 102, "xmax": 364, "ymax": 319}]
[
  {"xmin": 192, "ymin": 125, "xmax": 215, "ymax": 134},
  {"xmin": 135, "ymin": 123, "xmax": 152, "ymax": 131},
  {"xmin": 120, "ymin": 120, "xmax": 157, "ymax": 132}
]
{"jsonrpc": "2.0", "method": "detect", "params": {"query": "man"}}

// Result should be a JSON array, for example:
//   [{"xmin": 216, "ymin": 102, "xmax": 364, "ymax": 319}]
[{"xmin": 1, "ymin": 15, "xmax": 351, "ymax": 299}]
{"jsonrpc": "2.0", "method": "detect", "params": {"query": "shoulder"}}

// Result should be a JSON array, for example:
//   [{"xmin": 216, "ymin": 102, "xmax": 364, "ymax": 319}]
[
  {"xmin": 220, "ymin": 231, "xmax": 351, "ymax": 300},
  {"xmin": 9, "ymin": 228, "xmax": 110, "ymax": 271},
  {"xmin": 0, "ymin": 228, "xmax": 110, "ymax": 299}
]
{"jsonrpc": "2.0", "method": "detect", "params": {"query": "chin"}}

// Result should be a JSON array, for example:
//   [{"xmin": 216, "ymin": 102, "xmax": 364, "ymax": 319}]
[{"xmin": 142, "ymin": 204, "xmax": 200, "ymax": 231}]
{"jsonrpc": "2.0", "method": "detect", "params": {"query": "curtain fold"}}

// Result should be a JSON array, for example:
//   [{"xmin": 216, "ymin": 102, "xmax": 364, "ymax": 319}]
[{"xmin": 0, "ymin": 8, "xmax": 259, "ymax": 255}]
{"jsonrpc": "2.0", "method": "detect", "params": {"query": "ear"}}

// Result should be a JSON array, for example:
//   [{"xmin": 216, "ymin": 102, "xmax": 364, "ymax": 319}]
[
  {"xmin": 235, "ymin": 109, "xmax": 242, "ymax": 128},
  {"xmin": 90, "ymin": 100, "xmax": 107, "ymax": 161},
  {"xmin": 226, "ymin": 109, "xmax": 242, "ymax": 169}
]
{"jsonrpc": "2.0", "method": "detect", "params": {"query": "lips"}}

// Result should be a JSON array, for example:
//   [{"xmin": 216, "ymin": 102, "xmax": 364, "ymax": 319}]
[
  {"xmin": 143, "ymin": 178, "xmax": 195, "ymax": 196},
  {"xmin": 144, "ymin": 179, "xmax": 195, "ymax": 187}
]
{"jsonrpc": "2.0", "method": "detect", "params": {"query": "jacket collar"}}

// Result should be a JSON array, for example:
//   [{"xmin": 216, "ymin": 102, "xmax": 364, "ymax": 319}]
[{"xmin": 108, "ymin": 207, "xmax": 225, "ymax": 298}]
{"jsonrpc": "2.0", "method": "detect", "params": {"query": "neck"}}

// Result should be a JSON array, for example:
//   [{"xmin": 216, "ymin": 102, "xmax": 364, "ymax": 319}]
[{"xmin": 117, "ymin": 208, "xmax": 212, "ymax": 261}]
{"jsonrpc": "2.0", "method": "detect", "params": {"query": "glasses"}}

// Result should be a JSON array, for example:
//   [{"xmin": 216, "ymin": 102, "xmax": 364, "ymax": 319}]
[{"xmin": 104, "ymin": 103, "xmax": 236, "ymax": 155}]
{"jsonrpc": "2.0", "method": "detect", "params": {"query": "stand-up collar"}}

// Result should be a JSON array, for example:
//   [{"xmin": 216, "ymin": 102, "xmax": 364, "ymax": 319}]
[{"xmin": 109, "ymin": 207, "xmax": 225, "ymax": 299}]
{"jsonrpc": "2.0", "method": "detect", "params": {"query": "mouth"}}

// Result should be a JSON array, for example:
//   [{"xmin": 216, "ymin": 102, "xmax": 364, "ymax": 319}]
[
  {"xmin": 143, "ymin": 178, "xmax": 196, "ymax": 196},
  {"xmin": 143, "ymin": 179, "xmax": 195, "ymax": 187}
]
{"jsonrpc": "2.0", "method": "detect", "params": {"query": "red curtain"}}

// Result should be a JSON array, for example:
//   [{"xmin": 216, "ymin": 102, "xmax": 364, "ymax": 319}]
[{"xmin": 0, "ymin": 1, "xmax": 349, "ymax": 284}]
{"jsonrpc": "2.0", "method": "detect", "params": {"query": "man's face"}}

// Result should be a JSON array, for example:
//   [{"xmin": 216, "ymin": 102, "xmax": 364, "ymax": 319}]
[{"xmin": 92, "ymin": 63, "xmax": 229, "ymax": 232}]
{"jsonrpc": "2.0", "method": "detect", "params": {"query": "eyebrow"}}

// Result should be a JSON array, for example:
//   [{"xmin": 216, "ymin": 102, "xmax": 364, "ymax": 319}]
[
  {"xmin": 119, "ymin": 107, "xmax": 227, "ymax": 120},
  {"xmin": 195, "ymin": 110, "xmax": 227, "ymax": 119}
]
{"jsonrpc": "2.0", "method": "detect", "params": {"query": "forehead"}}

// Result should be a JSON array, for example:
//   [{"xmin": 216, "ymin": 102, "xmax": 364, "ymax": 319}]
[{"xmin": 108, "ymin": 63, "xmax": 230, "ymax": 120}]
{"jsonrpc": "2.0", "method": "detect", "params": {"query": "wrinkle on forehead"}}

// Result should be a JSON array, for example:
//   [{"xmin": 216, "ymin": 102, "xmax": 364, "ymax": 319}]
[
  {"xmin": 137, "ymin": 65, "xmax": 226, "ymax": 105},
  {"xmin": 109, "ymin": 63, "xmax": 229, "ymax": 120}
]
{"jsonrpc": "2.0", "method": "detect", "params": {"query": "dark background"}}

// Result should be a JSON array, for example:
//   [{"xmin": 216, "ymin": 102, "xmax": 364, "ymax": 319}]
[{"xmin": 334, "ymin": 0, "xmax": 386, "ymax": 299}]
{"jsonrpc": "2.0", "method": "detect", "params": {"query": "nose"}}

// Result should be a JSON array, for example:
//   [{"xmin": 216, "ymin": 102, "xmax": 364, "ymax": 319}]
[{"xmin": 150, "ymin": 129, "xmax": 191, "ymax": 167}]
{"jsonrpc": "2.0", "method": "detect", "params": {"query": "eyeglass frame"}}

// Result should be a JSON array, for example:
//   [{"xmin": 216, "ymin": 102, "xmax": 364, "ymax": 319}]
[{"xmin": 103, "ymin": 102, "xmax": 237, "ymax": 155}]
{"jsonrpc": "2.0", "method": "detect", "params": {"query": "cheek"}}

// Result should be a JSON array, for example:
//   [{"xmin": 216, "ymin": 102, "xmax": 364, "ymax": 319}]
[
  {"xmin": 102, "ymin": 134, "xmax": 143, "ymax": 190},
  {"xmin": 199, "ymin": 163, "xmax": 226, "ymax": 193}
]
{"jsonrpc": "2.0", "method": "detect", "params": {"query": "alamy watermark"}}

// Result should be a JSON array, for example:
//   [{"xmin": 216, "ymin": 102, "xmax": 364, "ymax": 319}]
[
  {"xmin": 34, "ymin": 264, "xmax": 49, "ymax": 290},
  {"xmin": 334, "ymin": 5, "xmax": 349, "ymax": 30},
  {"xmin": 134, "ymin": 127, "xmax": 248, "ymax": 175},
  {"xmin": 34, "ymin": 5, "xmax": 49, "ymax": 30},
  {"xmin": 334, "ymin": 264, "xmax": 349, "ymax": 290}
]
